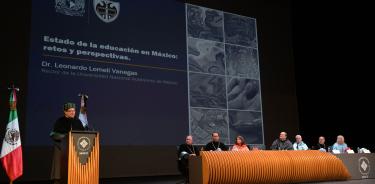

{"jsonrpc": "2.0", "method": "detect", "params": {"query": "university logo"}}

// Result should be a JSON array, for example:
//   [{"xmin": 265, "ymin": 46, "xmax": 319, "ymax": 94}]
[
  {"xmin": 358, "ymin": 156, "xmax": 370, "ymax": 178},
  {"xmin": 77, "ymin": 136, "xmax": 91, "ymax": 152},
  {"xmin": 93, "ymin": 0, "xmax": 120, "ymax": 23},
  {"xmin": 4, "ymin": 128, "xmax": 20, "ymax": 146},
  {"xmin": 55, "ymin": 0, "xmax": 86, "ymax": 16}
]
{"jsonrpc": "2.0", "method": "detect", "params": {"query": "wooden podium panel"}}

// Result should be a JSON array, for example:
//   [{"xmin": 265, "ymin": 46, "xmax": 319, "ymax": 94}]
[
  {"xmin": 335, "ymin": 153, "xmax": 375, "ymax": 179},
  {"xmin": 67, "ymin": 131, "xmax": 99, "ymax": 184}
]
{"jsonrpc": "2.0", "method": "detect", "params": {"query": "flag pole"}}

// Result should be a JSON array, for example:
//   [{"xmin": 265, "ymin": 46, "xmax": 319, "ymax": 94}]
[
  {"xmin": 9, "ymin": 84, "xmax": 19, "ymax": 184},
  {"xmin": 8, "ymin": 85, "xmax": 15, "ymax": 184},
  {"xmin": 1, "ymin": 84, "xmax": 23, "ymax": 184}
]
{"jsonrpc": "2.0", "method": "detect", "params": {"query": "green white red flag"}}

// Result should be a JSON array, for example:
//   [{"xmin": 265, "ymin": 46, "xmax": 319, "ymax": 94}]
[{"xmin": 1, "ymin": 89, "xmax": 23, "ymax": 181}]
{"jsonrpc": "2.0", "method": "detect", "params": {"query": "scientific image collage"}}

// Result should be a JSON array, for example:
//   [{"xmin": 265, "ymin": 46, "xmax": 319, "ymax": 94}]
[{"xmin": 186, "ymin": 4, "xmax": 263, "ymax": 145}]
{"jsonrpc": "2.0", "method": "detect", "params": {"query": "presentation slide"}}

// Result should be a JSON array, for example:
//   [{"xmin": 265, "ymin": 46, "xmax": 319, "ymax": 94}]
[{"xmin": 26, "ymin": 0, "xmax": 263, "ymax": 146}]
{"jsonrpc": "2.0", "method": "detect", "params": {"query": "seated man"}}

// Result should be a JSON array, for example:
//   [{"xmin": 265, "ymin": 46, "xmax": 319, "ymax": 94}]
[
  {"xmin": 293, "ymin": 135, "xmax": 308, "ymax": 150},
  {"xmin": 312, "ymin": 136, "xmax": 328, "ymax": 151},
  {"xmin": 204, "ymin": 132, "xmax": 228, "ymax": 151},
  {"xmin": 270, "ymin": 132, "xmax": 293, "ymax": 150},
  {"xmin": 178, "ymin": 135, "xmax": 199, "ymax": 184},
  {"xmin": 332, "ymin": 135, "xmax": 348, "ymax": 153}
]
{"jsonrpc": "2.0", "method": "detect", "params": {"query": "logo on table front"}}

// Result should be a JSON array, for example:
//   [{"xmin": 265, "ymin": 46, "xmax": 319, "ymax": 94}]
[
  {"xmin": 4, "ymin": 128, "xmax": 20, "ymax": 145},
  {"xmin": 55, "ymin": 0, "xmax": 85, "ymax": 16},
  {"xmin": 358, "ymin": 156, "xmax": 370, "ymax": 178},
  {"xmin": 77, "ymin": 136, "xmax": 91, "ymax": 151},
  {"xmin": 93, "ymin": 0, "xmax": 120, "ymax": 23}
]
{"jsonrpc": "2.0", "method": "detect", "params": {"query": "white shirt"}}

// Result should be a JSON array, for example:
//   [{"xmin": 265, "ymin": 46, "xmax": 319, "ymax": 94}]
[{"xmin": 293, "ymin": 141, "xmax": 308, "ymax": 150}]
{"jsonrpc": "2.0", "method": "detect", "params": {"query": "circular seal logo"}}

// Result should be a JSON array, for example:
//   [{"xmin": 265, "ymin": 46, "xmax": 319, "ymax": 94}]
[
  {"xmin": 77, "ymin": 136, "xmax": 91, "ymax": 152},
  {"xmin": 358, "ymin": 156, "xmax": 370, "ymax": 178},
  {"xmin": 4, "ymin": 128, "xmax": 20, "ymax": 145}
]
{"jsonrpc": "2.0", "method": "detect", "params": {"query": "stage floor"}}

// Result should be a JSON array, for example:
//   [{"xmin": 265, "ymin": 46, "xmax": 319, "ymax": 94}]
[
  {"xmin": 3, "ymin": 176, "xmax": 374, "ymax": 184},
  {"xmin": 305, "ymin": 180, "xmax": 375, "ymax": 184},
  {"xmin": 102, "ymin": 176, "xmax": 375, "ymax": 184}
]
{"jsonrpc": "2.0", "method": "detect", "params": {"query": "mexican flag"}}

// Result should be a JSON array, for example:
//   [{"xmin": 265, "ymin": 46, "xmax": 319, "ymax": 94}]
[{"xmin": 0, "ymin": 89, "xmax": 23, "ymax": 182}]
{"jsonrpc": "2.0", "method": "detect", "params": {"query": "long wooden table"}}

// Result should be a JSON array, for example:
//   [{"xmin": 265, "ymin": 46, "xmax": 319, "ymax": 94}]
[{"xmin": 189, "ymin": 150, "xmax": 354, "ymax": 184}]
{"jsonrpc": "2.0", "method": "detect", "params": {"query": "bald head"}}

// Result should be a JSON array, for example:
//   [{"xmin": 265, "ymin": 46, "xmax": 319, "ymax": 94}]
[
  {"xmin": 295, "ymin": 135, "xmax": 302, "ymax": 143},
  {"xmin": 186, "ymin": 135, "xmax": 193, "ymax": 145}
]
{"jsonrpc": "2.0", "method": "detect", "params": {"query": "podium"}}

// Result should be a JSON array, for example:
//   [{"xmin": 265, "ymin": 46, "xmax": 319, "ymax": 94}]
[{"xmin": 62, "ymin": 131, "xmax": 100, "ymax": 184}]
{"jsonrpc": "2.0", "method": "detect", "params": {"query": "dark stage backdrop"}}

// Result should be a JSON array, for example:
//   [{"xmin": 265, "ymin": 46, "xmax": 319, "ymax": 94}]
[
  {"xmin": 0, "ymin": 0, "xmax": 298, "ymax": 181},
  {"xmin": 291, "ymin": 2, "xmax": 373, "ymax": 152}
]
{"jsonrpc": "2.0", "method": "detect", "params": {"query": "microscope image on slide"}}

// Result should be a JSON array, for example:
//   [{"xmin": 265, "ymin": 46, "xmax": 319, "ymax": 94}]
[
  {"xmin": 227, "ymin": 77, "xmax": 261, "ymax": 111},
  {"xmin": 188, "ymin": 37, "xmax": 225, "ymax": 75},
  {"xmin": 187, "ymin": 4, "xmax": 263, "ymax": 145},
  {"xmin": 189, "ymin": 72, "xmax": 227, "ymax": 109},
  {"xmin": 190, "ymin": 108, "xmax": 229, "ymax": 144},
  {"xmin": 226, "ymin": 45, "xmax": 259, "ymax": 79},
  {"xmin": 224, "ymin": 13, "xmax": 257, "ymax": 48},
  {"xmin": 229, "ymin": 110, "xmax": 263, "ymax": 144},
  {"xmin": 187, "ymin": 5, "xmax": 224, "ymax": 42}
]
